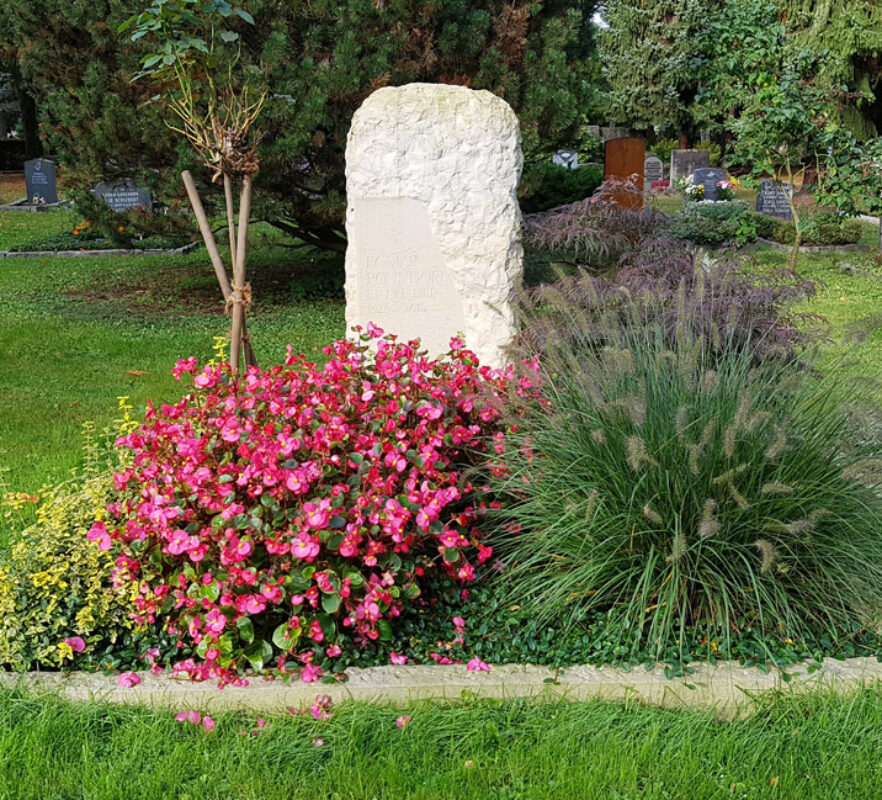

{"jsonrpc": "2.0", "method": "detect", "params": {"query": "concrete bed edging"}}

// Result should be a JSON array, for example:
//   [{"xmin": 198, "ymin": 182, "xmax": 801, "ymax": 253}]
[
  {"xmin": 3, "ymin": 657, "xmax": 882, "ymax": 719},
  {"xmin": 0, "ymin": 242, "xmax": 199, "ymax": 259}
]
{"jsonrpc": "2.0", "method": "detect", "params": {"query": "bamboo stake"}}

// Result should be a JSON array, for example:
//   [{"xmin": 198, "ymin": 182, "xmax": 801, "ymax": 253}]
[
  {"xmin": 181, "ymin": 170, "xmax": 233, "ymax": 299},
  {"xmin": 223, "ymin": 173, "xmax": 257, "ymax": 368},
  {"xmin": 229, "ymin": 174, "xmax": 253, "ymax": 375},
  {"xmin": 181, "ymin": 170, "xmax": 256, "ymax": 368}
]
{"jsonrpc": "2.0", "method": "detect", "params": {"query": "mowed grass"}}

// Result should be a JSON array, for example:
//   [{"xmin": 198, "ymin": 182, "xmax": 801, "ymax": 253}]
[
  {"xmin": 3, "ymin": 687, "xmax": 882, "ymax": 800},
  {"xmin": 0, "ymin": 210, "xmax": 344, "ymax": 496}
]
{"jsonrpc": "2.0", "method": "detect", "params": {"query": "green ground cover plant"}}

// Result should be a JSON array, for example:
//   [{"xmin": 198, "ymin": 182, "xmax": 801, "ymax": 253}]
[{"xmin": 2, "ymin": 687, "xmax": 882, "ymax": 799}]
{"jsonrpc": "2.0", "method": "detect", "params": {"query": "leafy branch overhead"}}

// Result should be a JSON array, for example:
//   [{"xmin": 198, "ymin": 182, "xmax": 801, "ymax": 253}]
[
  {"xmin": 119, "ymin": 0, "xmax": 264, "ymax": 372},
  {"xmin": 119, "ymin": 0, "xmax": 264, "ymax": 184}
]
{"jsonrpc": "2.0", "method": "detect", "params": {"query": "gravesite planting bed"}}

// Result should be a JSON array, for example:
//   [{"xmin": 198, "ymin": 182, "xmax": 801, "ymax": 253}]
[{"xmin": 5, "ymin": 657, "xmax": 882, "ymax": 719}]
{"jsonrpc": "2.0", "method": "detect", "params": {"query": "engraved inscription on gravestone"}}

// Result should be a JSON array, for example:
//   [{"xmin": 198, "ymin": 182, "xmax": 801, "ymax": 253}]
[
  {"xmin": 755, "ymin": 179, "xmax": 793, "ymax": 219},
  {"xmin": 93, "ymin": 178, "xmax": 152, "ymax": 212},
  {"xmin": 24, "ymin": 158, "xmax": 58, "ymax": 205},
  {"xmin": 351, "ymin": 197, "xmax": 465, "ymax": 351},
  {"xmin": 692, "ymin": 167, "xmax": 727, "ymax": 201},
  {"xmin": 669, "ymin": 149, "xmax": 710, "ymax": 183},
  {"xmin": 644, "ymin": 155, "xmax": 664, "ymax": 184}
]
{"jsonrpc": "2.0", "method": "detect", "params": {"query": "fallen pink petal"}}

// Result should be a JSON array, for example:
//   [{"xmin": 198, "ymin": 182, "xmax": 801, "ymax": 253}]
[
  {"xmin": 396, "ymin": 715, "xmax": 411, "ymax": 728},
  {"xmin": 466, "ymin": 657, "xmax": 490, "ymax": 673},
  {"xmin": 117, "ymin": 672, "xmax": 141, "ymax": 688}
]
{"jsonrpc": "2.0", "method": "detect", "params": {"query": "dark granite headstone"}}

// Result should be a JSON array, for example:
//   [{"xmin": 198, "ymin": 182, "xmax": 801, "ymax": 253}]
[
  {"xmin": 24, "ymin": 158, "xmax": 58, "ymax": 204},
  {"xmin": 552, "ymin": 150, "xmax": 579, "ymax": 170},
  {"xmin": 604, "ymin": 137, "xmax": 645, "ymax": 209},
  {"xmin": 93, "ymin": 178, "xmax": 152, "ymax": 212},
  {"xmin": 692, "ymin": 167, "xmax": 727, "ymax": 201},
  {"xmin": 670, "ymin": 149, "xmax": 710, "ymax": 183},
  {"xmin": 644, "ymin": 155, "xmax": 664, "ymax": 183},
  {"xmin": 755, "ymin": 179, "xmax": 793, "ymax": 219}
]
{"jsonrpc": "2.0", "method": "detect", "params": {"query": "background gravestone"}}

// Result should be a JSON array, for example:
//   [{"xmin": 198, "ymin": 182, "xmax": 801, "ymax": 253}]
[
  {"xmin": 345, "ymin": 83, "xmax": 523, "ymax": 366},
  {"xmin": 644, "ymin": 155, "xmax": 664, "ymax": 184},
  {"xmin": 755, "ymin": 180, "xmax": 793, "ymax": 219},
  {"xmin": 601, "ymin": 126, "xmax": 631, "ymax": 141},
  {"xmin": 691, "ymin": 167, "xmax": 727, "ymax": 201},
  {"xmin": 24, "ymin": 158, "xmax": 57, "ymax": 204},
  {"xmin": 670, "ymin": 149, "xmax": 710, "ymax": 183},
  {"xmin": 552, "ymin": 150, "xmax": 579, "ymax": 169},
  {"xmin": 93, "ymin": 178, "xmax": 152, "ymax": 212},
  {"xmin": 604, "ymin": 137, "xmax": 645, "ymax": 209}
]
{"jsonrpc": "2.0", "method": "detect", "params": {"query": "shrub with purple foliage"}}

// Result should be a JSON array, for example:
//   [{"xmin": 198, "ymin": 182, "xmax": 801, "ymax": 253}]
[{"xmin": 520, "ymin": 181, "xmax": 820, "ymax": 361}]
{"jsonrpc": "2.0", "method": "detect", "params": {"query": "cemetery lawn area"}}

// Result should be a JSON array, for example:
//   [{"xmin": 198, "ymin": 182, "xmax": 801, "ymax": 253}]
[
  {"xmin": 3, "ymin": 687, "xmax": 882, "ymax": 800},
  {"xmin": 0, "ymin": 210, "xmax": 345, "ymax": 507}
]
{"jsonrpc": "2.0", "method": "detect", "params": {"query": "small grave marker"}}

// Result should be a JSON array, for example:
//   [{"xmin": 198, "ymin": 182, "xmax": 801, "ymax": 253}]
[
  {"xmin": 93, "ymin": 178, "xmax": 152, "ymax": 212},
  {"xmin": 755, "ymin": 180, "xmax": 793, "ymax": 219},
  {"xmin": 644, "ymin": 155, "xmax": 664, "ymax": 184},
  {"xmin": 24, "ymin": 158, "xmax": 57, "ymax": 205},
  {"xmin": 691, "ymin": 167, "xmax": 727, "ymax": 201},
  {"xmin": 552, "ymin": 150, "xmax": 579, "ymax": 169}
]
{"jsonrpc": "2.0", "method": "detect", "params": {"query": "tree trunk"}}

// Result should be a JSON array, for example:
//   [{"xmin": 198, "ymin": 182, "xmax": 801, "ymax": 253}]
[
  {"xmin": 679, "ymin": 133, "xmax": 689, "ymax": 150},
  {"xmin": 16, "ymin": 86, "xmax": 41, "ymax": 159}
]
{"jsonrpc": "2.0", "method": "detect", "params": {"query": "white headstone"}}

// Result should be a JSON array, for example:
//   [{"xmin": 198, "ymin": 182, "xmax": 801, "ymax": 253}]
[{"xmin": 345, "ymin": 83, "xmax": 523, "ymax": 366}]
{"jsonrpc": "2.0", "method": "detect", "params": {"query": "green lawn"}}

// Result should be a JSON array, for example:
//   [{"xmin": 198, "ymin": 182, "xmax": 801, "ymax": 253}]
[
  {"xmin": 0, "ymin": 210, "xmax": 344, "ymax": 496},
  {"xmin": 2, "ymin": 687, "xmax": 882, "ymax": 799}
]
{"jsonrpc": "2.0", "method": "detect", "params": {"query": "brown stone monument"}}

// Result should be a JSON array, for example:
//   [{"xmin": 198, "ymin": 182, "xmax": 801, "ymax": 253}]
[{"xmin": 604, "ymin": 137, "xmax": 645, "ymax": 209}]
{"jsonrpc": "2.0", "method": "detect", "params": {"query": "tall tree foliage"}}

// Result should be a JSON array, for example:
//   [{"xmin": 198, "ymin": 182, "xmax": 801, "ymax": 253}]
[
  {"xmin": 599, "ymin": 0, "xmax": 705, "ymax": 137},
  {"xmin": 0, "ymin": 0, "xmax": 599, "ymax": 250}
]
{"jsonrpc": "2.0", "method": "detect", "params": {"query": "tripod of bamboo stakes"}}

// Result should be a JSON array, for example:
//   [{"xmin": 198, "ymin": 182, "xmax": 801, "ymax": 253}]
[{"xmin": 175, "ymin": 87, "xmax": 266, "ymax": 373}]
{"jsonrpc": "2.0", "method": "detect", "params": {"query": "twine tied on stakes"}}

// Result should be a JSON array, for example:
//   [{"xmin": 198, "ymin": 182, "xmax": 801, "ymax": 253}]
[{"xmin": 225, "ymin": 282, "xmax": 253, "ymax": 316}]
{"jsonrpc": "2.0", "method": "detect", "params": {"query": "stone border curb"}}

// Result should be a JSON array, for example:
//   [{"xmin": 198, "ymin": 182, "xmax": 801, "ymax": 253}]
[
  {"xmin": 756, "ymin": 237, "xmax": 868, "ymax": 253},
  {"xmin": 3, "ymin": 657, "xmax": 882, "ymax": 719},
  {"xmin": 0, "ymin": 242, "xmax": 199, "ymax": 259}
]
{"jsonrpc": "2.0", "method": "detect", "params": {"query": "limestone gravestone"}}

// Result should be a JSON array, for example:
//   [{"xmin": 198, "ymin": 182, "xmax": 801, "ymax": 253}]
[
  {"xmin": 755, "ymin": 179, "xmax": 793, "ymax": 219},
  {"xmin": 93, "ymin": 178, "xmax": 151, "ymax": 212},
  {"xmin": 24, "ymin": 158, "xmax": 57, "ymax": 204},
  {"xmin": 670, "ymin": 149, "xmax": 710, "ymax": 183},
  {"xmin": 644, "ymin": 155, "xmax": 664, "ymax": 184},
  {"xmin": 344, "ymin": 83, "xmax": 523, "ymax": 366},
  {"xmin": 604, "ymin": 137, "xmax": 645, "ymax": 209},
  {"xmin": 692, "ymin": 167, "xmax": 727, "ymax": 201},
  {"xmin": 552, "ymin": 150, "xmax": 579, "ymax": 169}
]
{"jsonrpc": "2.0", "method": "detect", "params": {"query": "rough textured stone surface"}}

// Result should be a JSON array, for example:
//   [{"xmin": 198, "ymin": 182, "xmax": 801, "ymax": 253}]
[
  {"xmin": 5, "ymin": 658, "xmax": 882, "ymax": 720},
  {"xmin": 344, "ymin": 83, "xmax": 523, "ymax": 366}
]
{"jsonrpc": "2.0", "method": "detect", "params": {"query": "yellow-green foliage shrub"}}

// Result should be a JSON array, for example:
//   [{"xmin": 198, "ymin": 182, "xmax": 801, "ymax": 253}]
[
  {"xmin": 0, "ymin": 413, "xmax": 139, "ymax": 669},
  {"xmin": 0, "ymin": 473, "xmax": 139, "ymax": 669}
]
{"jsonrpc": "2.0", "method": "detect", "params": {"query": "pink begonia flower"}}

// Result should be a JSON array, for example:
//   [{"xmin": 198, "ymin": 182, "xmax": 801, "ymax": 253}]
[
  {"xmin": 117, "ymin": 672, "xmax": 141, "ymax": 688},
  {"xmin": 452, "ymin": 617, "xmax": 466, "ymax": 629},
  {"xmin": 326, "ymin": 644, "xmax": 342, "ymax": 658},
  {"xmin": 63, "ymin": 637, "xmax": 86, "ymax": 653},
  {"xmin": 301, "ymin": 663, "xmax": 322, "ymax": 683},
  {"xmin": 87, "ymin": 521, "xmax": 112, "ymax": 551},
  {"xmin": 396, "ymin": 715, "xmax": 411, "ymax": 728},
  {"xmin": 202, "ymin": 716, "xmax": 216, "ymax": 732},
  {"xmin": 466, "ymin": 657, "xmax": 490, "ymax": 673},
  {"xmin": 389, "ymin": 651, "xmax": 408, "ymax": 666},
  {"xmin": 175, "ymin": 710, "xmax": 202, "ymax": 725}
]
